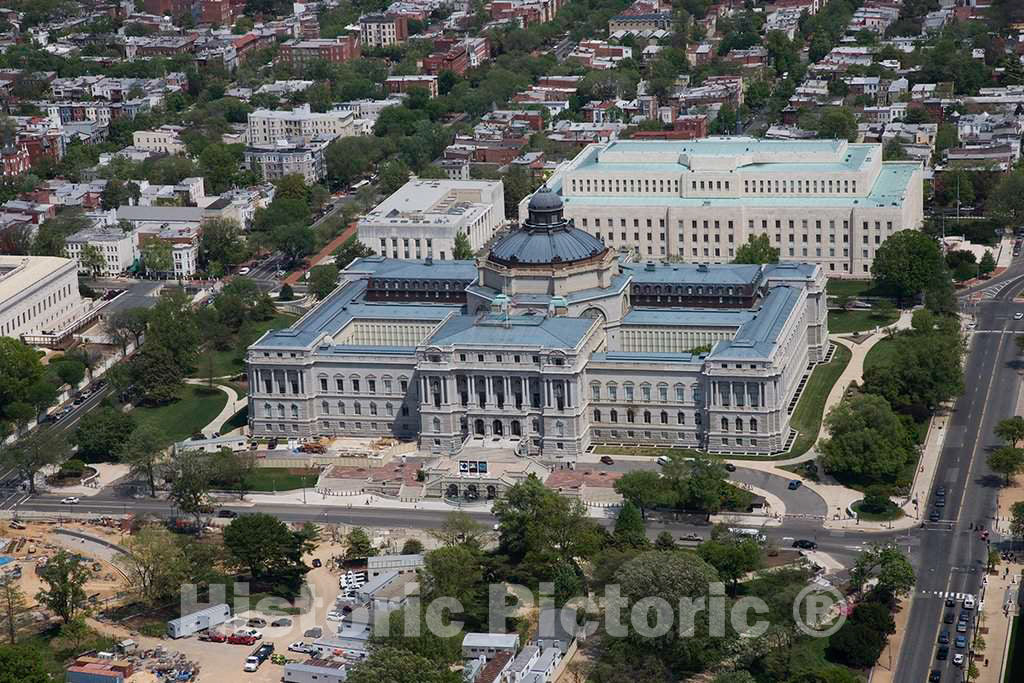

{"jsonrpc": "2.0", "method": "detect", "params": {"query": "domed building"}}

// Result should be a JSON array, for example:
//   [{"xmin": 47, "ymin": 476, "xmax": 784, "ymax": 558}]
[{"xmin": 469, "ymin": 187, "xmax": 631, "ymax": 329}]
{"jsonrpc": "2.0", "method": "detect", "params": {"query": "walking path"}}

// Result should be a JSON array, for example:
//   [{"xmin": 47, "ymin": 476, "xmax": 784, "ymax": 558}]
[
  {"xmin": 184, "ymin": 379, "xmax": 246, "ymax": 437},
  {"xmin": 283, "ymin": 222, "xmax": 356, "ymax": 286}
]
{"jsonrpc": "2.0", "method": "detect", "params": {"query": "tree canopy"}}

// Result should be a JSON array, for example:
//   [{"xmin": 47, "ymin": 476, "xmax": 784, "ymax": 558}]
[
  {"xmin": 870, "ymin": 230, "xmax": 948, "ymax": 302},
  {"xmin": 733, "ymin": 234, "xmax": 780, "ymax": 264}
]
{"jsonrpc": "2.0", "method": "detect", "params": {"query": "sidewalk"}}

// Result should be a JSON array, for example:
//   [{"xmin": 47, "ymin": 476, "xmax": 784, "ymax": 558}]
[
  {"xmin": 283, "ymin": 222, "xmax": 356, "ymax": 286},
  {"xmin": 184, "ymin": 379, "xmax": 246, "ymax": 437},
  {"xmin": 974, "ymin": 565, "xmax": 1019, "ymax": 683}
]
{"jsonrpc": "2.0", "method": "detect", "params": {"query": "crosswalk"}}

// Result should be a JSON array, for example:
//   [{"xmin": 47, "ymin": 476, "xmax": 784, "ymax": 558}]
[
  {"xmin": 977, "ymin": 282, "xmax": 1010, "ymax": 299},
  {"xmin": 919, "ymin": 590, "xmax": 975, "ymax": 601}
]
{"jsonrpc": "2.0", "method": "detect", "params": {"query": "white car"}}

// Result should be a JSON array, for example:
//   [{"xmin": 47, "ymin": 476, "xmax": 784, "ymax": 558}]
[
  {"xmin": 243, "ymin": 656, "xmax": 260, "ymax": 672},
  {"xmin": 239, "ymin": 628, "xmax": 262, "ymax": 639},
  {"xmin": 288, "ymin": 642, "xmax": 313, "ymax": 654},
  {"xmin": 962, "ymin": 595, "xmax": 976, "ymax": 610},
  {"xmin": 1015, "ymin": 312, "xmax": 1024, "ymax": 320},
  {"xmin": 276, "ymin": 270, "xmax": 287, "ymax": 278},
  {"xmin": 60, "ymin": 497, "xmax": 80, "ymax": 505},
  {"xmin": 238, "ymin": 267, "xmax": 251, "ymax": 275},
  {"xmin": 326, "ymin": 612, "xmax": 343, "ymax": 622},
  {"xmin": 953, "ymin": 653, "xmax": 965, "ymax": 666}
]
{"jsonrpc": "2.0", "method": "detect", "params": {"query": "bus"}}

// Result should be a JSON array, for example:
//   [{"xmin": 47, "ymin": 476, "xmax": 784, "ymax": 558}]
[{"xmin": 351, "ymin": 179, "xmax": 370, "ymax": 192}]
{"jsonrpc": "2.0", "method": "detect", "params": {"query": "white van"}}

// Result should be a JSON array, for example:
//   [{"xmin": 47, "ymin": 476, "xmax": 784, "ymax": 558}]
[
  {"xmin": 656, "ymin": 456, "xmax": 671, "ymax": 466},
  {"xmin": 728, "ymin": 528, "xmax": 767, "ymax": 543},
  {"xmin": 244, "ymin": 656, "xmax": 260, "ymax": 672}
]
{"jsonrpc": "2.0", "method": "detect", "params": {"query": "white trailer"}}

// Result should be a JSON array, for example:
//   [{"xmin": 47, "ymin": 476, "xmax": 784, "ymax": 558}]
[{"xmin": 166, "ymin": 603, "xmax": 231, "ymax": 639}]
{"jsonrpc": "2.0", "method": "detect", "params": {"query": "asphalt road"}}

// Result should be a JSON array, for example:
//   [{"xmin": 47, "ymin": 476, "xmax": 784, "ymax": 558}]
[{"xmin": 895, "ymin": 273, "xmax": 1024, "ymax": 683}]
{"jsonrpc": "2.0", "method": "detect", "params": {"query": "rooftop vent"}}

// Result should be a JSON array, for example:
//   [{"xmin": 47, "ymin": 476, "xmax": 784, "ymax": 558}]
[{"xmin": 644, "ymin": 261, "xmax": 656, "ymax": 271}]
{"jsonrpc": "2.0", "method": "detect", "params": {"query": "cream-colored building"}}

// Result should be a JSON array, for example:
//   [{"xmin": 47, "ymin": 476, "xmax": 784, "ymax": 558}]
[
  {"xmin": 0, "ymin": 256, "xmax": 89, "ymax": 342},
  {"xmin": 247, "ymin": 190, "xmax": 828, "ymax": 461},
  {"xmin": 358, "ymin": 179, "xmax": 506, "ymax": 261},
  {"xmin": 529, "ymin": 137, "xmax": 924, "ymax": 277},
  {"xmin": 244, "ymin": 104, "xmax": 355, "ymax": 146},
  {"xmin": 64, "ymin": 226, "xmax": 139, "ymax": 276},
  {"xmin": 132, "ymin": 125, "xmax": 187, "ymax": 155}
]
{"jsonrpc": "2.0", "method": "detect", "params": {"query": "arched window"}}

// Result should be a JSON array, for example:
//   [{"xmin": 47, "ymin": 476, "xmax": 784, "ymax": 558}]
[
  {"xmin": 354, "ymin": 402, "xmax": 362, "ymax": 415},
  {"xmin": 660, "ymin": 411, "xmax": 668, "ymax": 424},
  {"xmin": 291, "ymin": 404, "xmax": 298, "ymax": 418},
  {"xmin": 338, "ymin": 401, "xmax": 345, "ymax": 414},
  {"xmin": 263, "ymin": 403, "xmax": 271, "ymax": 417},
  {"xmin": 610, "ymin": 409, "xmax": 618, "ymax": 422},
  {"xmin": 591, "ymin": 382, "xmax": 601, "ymax": 401},
  {"xmin": 677, "ymin": 412, "xmax": 685, "ymax": 424},
  {"xmin": 593, "ymin": 409, "xmax": 602, "ymax": 422},
  {"xmin": 386, "ymin": 403, "xmax": 394, "ymax": 416},
  {"xmin": 627, "ymin": 409, "xmax": 635, "ymax": 423},
  {"xmin": 556, "ymin": 421, "xmax": 565, "ymax": 437},
  {"xmin": 321, "ymin": 401, "xmax": 329, "ymax": 414},
  {"xmin": 675, "ymin": 384, "xmax": 685, "ymax": 402},
  {"xmin": 370, "ymin": 402, "xmax": 378, "ymax": 416},
  {"xmin": 749, "ymin": 418, "xmax": 758, "ymax": 432},
  {"xmin": 735, "ymin": 417, "xmax": 743, "ymax": 431},
  {"xmin": 432, "ymin": 417, "xmax": 441, "ymax": 433},
  {"xmin": 721, "ymin": 417, "xmax": 728, "ymax": 431},
  {"xmin": 643, "ymin": 410, "xmax": 651, "ymax": 424},
  {"xmin": 277, "ymin": 403, "xmax": 284, "ymax": 417}
]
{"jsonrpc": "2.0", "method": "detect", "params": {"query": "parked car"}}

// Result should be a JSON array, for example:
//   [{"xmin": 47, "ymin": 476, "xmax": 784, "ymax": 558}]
[
  {"xmin": 217, "ymin": 509, "xmax": 238, "ymax": 518},
  {"xmin": 311, "ymin": 558, "xmax": 322, "ymax": 568},
  {"xmin": 247, "ymin": 618, "xmax": 267, "ymax": 628},
  {"xmin": 238, "ymin": 628, "xmax": 262, "ymax": 639},
  {"xmin": 228, "ymin": 634, "xmax": 257, "ymax": 645},
  {"xmin": 326, "ymin": 612, "xmax": 343, "ymax": 621},
  {"xmin": 300, "ymin": 442, "xmax": 326, "ymax": 454},
  {"xmin": 929, "ymin": 671, "xmax": 941, "ymax": 682},
  {"xmin": 289, "ymin": 642, "xmax": 313, "ymax": 654},
  {"xmin": 206, "ymin": 631, "xmax": 226, "ymax": 643},
  {"xmin": 963, "ymin": 595, "xmax": 975, "ymax": 610},
  {"xmin": 271, "ymin": 618, "xmax": 292, "ymax": 628},
  {"xmin": 303, "ymin": 627, "xmax": 322, "ymax": 639},
  {"xmin": 937, "ymin": 630, "xmax": 949, "ymax": 645},
  {"xmin": 944, "ymin": 612, "xmax": 955, "ymax": 624},
  {"xmin": 956, "ymin": 620, "xmax": 968, "ymax": 634},
  {"xmin": 954, "ymin": 635, "xmax": 967, "ymax": 649},
  {"xmin": 953, "ymin": 653, "xmax": 965, "ymax": 666},
  {"xmin": 936, "ymin": 645, "xmax": 949, "ymax": 660},
  {"xmin": 599, "ymin": 455, "xmax": 614, "ymax": 465}
]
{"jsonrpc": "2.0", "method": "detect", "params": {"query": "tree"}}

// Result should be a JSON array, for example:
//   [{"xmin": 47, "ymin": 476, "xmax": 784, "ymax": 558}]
[
  {"xmin": 819, "ymin": 394, "xmax": 916, "ymax": 487},
  {"xmin": 849, "ymin": 544, "xmax": 915, "ymax": 600},
  {"xmin": 128, "ymin": 343, "xmax": 185, "ymax": 404},
  {"xmin": 36, "ymin": 550, "xmax": 90, "ymax": 624},
  {"xmin": 223, "ymin": 513, "xmax": 310, "ymax": 578},
  {"xmin": 308, "ymin": 264, "xmax": 339, "ymax": 300},
  {"xmin": 420, "ymin": 545, "xmax": 488, "ymax": 629},
  {"xmin": 74, "ymin": 406, "xmax": 134, "ymax": 462},
  {"xmin": 733, "ymin": 233, "xmax": 780, "ymax": 264},
  {"xmin": 883, "ymin": 139, "xmax": 908, "ymax": 161},
  {"xmin": 105, "ymin": 307, "xmax": 149, "ymax": 355},
  {"xmin": 980, "ymin": 250, "xmax": 996, "ymax": 275},
  {"xmin": 996, "ymin": 416, "xmax": 1024, "ymax": 447},
  {"xmin": 988, "ymin": 170, "xmax": 1024, "ymax": 226},
  {"xmin": 79, "ymin": 244, "xmax": 105, "ymax": 276},
  {"xmin": 813, "ymin": 107, "xmax": 858, "ymax": 141},
  {"xmin": 0, "ymin": 337, "xmax": 58, "ymax": 435},
  {"xmin": 101, "ymin": 178, "xmax": 134, "ymax": 210},
  {"xmin": 654, "ymin": 531, "xmax": 677, "ymax": 551},
  {"xmin": 826, "ymin": 620, "xmax": 886, "ymax": 668},
  {"xmin": 0, "ymin": 430, "xmax": 69, "ymax": 494},
  {"xmin": 344, "ymin": 527, "xmax": 377, "ymax": 561},
  {"xmin": 199, "ymin": 217, "xmax": 246, "ymax": 273},
  {"xmin": 697, "ymin": 531, "xmax": 763, "ymax": 594},
  {"xmin": 1010, "ymin": 501, "xmax": 1024, "ymax": 538},
  {"xmin": 0, "ymin": 575, "xmax": 25, "ymax": 644},
  {"xmin": 145, "ymin": 288, "xmax": 200, "ymax": 369},
  {"xmin": 334, "ymin": 237, "xmax": 374, "ymax": 270},
  {"xmin": 988, "ymin": 447, "xmax": 1024, "ymax": 485},
  {"xmin": 614, "ymin": 470, "xmax": 672, "ymax": 519},
  {"xmin": 380, "ymin": 159, "xmax": 411, "ymax": 195},
  {"xmin": 0, "ymin": 644, "xmax": 48, "ymax": 683},
  {"xmin": 166, "ymin": 449, "xmax": 212, "ymax": 527},
  {"xmin": 274, "ymin": 174, "xmax": 311, "ymax": 204},
  {"xmin": 278, "ymin": 282, "xmax": 294, "ymax": 301},
  {"xmin": 117, "ymin": 525, "xmax": 188, "ymax": 606},
  {"xmin": 141, "ymin": 238, "xmax": 173, "ymax": 274},
  {"xmin": 117, "ymin": 424, "xmax": 166, "ymax": 496},
  {"xmin": 713, "ymin": 673, "xmax": 757, "ymax": 683},
  {"xmin": 272, "ymin": 223, "xmax": 314, "ymax": 267},
  {"xmin": 400, "ymin": 539, "xmax": 424, "ymax": 555},
  {"xmin": 50, "ymin": 356, "xmax": 86, "ymax": 387},
  {"xmin": 212, "ymin": 449, "xmax": 255, "ymax": 500},
  {"xmin": 871, "ymin": 230, "xmax": 947, "ymax": 302},
  {"xmin": 613, "ymin": 501, "xmax": 648, "ymax": 549},
  {"xmin": 427, "ymin": 511, "xmax": 489, "ymax": 549},
  {"xmin": 346, "ymin": 646, "xmax": 462, "ymax": 683},
  {"xmin": 199, "ymin": 143, "xmax": 243, "ymax": 194},
  {"xmin": 31, "ymin": 210, "xmax": 90, "ymax": 257},
  {"xmin": 453, "ymin": 232, "xmax": 474, "ymax": 260}
]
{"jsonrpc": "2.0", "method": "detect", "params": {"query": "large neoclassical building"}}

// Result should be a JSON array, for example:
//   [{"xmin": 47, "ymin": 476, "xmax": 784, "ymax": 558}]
[{"xmin": 246, "ymin": 188, "xmax": 829, "ymax": 462}]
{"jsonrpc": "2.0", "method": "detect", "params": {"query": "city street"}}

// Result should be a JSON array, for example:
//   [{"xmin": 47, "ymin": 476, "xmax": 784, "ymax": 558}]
[{"xmin": 894, "ymin": 271, "xmax": 1024, "ymax": 682}]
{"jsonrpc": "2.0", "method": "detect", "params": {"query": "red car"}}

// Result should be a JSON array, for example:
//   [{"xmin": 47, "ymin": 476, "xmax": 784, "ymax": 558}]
[
  {"xmin": 228, "ymin": 633, "xmax": 257, "ymax": 645},
  {"xmin": 207, "ymin": 631, "xmax": 226, "ymax": 643}
]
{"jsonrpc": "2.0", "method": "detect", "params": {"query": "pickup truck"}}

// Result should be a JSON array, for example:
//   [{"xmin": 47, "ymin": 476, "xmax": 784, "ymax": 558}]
[{"xmin": 244, "ymin": 643, "xmax": 275, "ymax": 672}]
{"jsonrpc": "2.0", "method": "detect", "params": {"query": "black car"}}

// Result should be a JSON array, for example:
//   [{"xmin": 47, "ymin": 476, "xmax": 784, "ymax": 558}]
[
  {"xmin": 788, "ymin": 480, "xmax": 802, "ymax": 490},
  {"xmin": 937, "ymin": 630, "xmax": 949, "ymax": 645},
  {"xmin": 599, "ymin": 456, "xmax": 614, "ymax": 465},
  {"xmin": 937, "ymin": 645, "xmax": 949, "ymax": 660},
  {"xmin": 217, "ymin": 509, "xmax": 238, "ymax": 518},
  {"xmin": 303, "ymin": 627, "xmax": 322, "ymax": 639},
  {"xmin": 929, "ymin": 670, "xmax": 941, "ymax": 682},
  {"xmin": 792, "ymin": 539, "xmax": 817, "ymax": 550},
  {"xmin": 944, "ymin": 612, "xmax": 955, "ymax": 624},
  {"xmin": 312, "ymin": 558, "xmax": 322, "ymax": 568},
  {"xmin": 945, "ymin": 597, "xmax": 956, "ymax": 608},
  {"xmin": 724, "ymin": 463, "xmax": 736, "ymax": 472}
]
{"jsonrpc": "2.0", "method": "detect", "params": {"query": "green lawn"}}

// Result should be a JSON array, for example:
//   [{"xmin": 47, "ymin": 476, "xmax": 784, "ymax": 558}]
[
  {"xmin": 851, "ymin": 499, "xmax": 904, "ymax": 521},
  {"xmin": 130, "ymin": 384, "xmax": 227, "ymax": 446},
  {"xmin": 825, "ymin": 279, "xmax": 897, "ymax": 299},
  {"xmin": 239, "ymin": 467, "xmax": 320, "ymax": 491},
  {"xmin": 222, "ymin": 406, "xmax": 248, "ymax": 433},
  {"xmin": 863, "ymin": 337, "xmax": 899, "ymax": 375},
  {"xmin": 191, "ymin": 313, "xmax": 296, "ymax": 379},
  {"xmin": 787, "ymin": 343, "xmax": 853, "ymax": 458},
  {"xmin": 1007, "ymin": 616, "xmax": 1024, "ymax": 683},
  {"xmin": 828, "ymin": 308, "xmax": 899, "ymax": 334}
]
